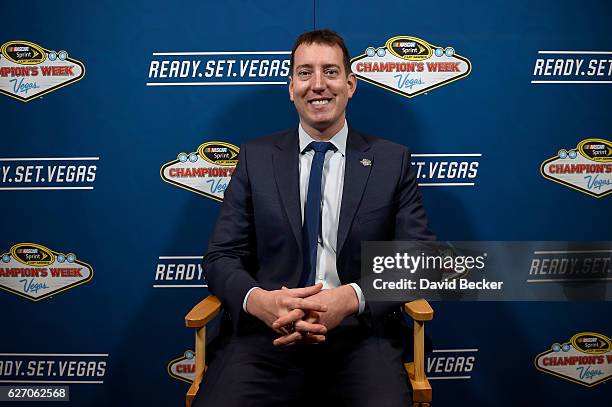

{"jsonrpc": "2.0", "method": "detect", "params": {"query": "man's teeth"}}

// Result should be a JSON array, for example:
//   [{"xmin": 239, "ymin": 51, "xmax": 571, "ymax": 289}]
[{"xmin": 311, "ymin": 99, "xmax": 330, "ymax": 105}]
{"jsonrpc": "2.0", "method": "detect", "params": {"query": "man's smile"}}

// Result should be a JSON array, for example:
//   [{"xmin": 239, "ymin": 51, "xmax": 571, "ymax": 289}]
[{"xmin": 308, "ymin": 98, "xmax": 332, "ymax": 106}]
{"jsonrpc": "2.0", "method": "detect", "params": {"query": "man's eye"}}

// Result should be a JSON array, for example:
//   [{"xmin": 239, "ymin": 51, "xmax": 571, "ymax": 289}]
[
  {"xmin": 325, "ymin": 69, "xmax": 339, "ymax": 76},
  {"xmin": 298, "ymin": 71, "xmax": 312, "ymax": 78}
]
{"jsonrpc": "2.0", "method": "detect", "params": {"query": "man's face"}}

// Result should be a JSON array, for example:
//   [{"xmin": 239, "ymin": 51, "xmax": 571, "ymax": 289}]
[{"xmin": 289, "ymin": 42, "xmax": 356, "ymax": 137}]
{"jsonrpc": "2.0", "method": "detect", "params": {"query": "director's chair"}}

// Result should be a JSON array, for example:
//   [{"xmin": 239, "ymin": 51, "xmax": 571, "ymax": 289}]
[{"xmin": 184, "ymin": 296, "xmax": 434, "ymax": 407}]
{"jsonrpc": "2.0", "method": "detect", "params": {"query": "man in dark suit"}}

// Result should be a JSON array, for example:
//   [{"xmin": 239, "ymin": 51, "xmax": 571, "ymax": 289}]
[{"xmin": 194, "ymin": 29, "xmax": 434, "ymax": 407}]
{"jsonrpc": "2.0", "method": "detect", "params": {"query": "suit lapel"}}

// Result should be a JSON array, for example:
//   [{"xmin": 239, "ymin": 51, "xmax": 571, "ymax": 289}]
[
  {"xmin": 337, "ymin": 129, "xmax": 372, "ymax": 255},
  {"xmin": 273, "ymin": 130, "xmax": 303, "ymax": 248}
]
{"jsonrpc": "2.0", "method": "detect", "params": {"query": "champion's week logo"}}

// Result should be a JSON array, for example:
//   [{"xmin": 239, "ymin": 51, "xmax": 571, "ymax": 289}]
[
  {"xmin": 161, "ymin": 141, "xmax": 239, "ymax": 201},
  {"xmin": 540, "ymin": 138, "xmax": 612, "ymax": 198},
  {"xmin": 535, "ymin": 332, "xmax": 611, "ymax": 387},
  {"xmin": 0, "ymin": 243, "xmax": 93, "ymax": 301},
  {"xmin": 0, "ymin": 40, "xmax": 85, "ymax": 102},
  {"xmin": 350, "ymin": 36, "xmax": 471, "ymax": 98},
  {"xmin": 167, "ymin": 350, "xmax": 196, "ymax": 383}
]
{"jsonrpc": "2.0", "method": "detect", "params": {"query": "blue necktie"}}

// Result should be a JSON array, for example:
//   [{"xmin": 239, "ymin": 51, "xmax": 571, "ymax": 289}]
[{"xmin": 300, "ymin": 141, "xmax": 336, "ymax": 287}]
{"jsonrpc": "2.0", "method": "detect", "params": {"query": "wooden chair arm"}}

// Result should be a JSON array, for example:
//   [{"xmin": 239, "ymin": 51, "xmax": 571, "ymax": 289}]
[
  {"xmin": 186, "ymin": 379, "xmax": 200, "ymax": 406},
  {"xmin": 404, "ymin": 299, "xmax": 434, "ymax": 321},
  {"xmin": 185, "ymin": 295, "xmax": 221, "ymax": 328},
  {"xmin": 403, "ymin": 299, "xmax": 433, "ymax": 405},
  {"xmin": 185, "ymin": 295, "xmax": 221, "ymax": 407}
]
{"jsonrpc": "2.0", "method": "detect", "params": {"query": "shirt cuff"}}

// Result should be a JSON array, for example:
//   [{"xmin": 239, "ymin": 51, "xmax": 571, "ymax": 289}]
[
  {"xmin": 348, "ymin": 283, "xmax": 366, "ymax": 315},
  {"xmin": 242, "ymin": 286, "xmax": 260, "ymax": 314}
]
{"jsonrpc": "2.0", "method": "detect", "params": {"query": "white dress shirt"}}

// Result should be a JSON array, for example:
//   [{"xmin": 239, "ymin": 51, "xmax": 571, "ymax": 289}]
[{"xmin": 243, "ymin": 121, "xmax": 365, "ymax": 314}]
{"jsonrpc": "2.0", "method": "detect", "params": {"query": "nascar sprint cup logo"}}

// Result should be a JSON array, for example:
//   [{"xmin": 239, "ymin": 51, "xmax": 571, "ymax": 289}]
[
  {"xmin": 0, "ymin": 243, "xmax": 93, "ymax": 301},
  {"xmin": 167, "ymin": 350, "xmax": 196, "ymax": 383},
  {"xmin": 540, "ymin": 138, "xmax": 612, "ymax": 198},
  {"xmin": 351, "ymin": 36, "xmax": 471, "ymax": 98},
  {"xmin": 161, "ymin": 141, "xmax": 239, "ymax": 201},
  {"xmin": 535, "ymin": 332, "xmax": 611, "ymax": 387},
  {"xmin": 0, "ymin": 40, "xmax": 85, "ymax": 102}
]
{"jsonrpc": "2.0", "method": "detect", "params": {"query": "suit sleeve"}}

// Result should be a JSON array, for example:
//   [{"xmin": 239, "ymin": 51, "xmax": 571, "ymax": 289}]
[
  {"xmin": 394, "ymin": 147, "xmax": 436, "ymax": 241},
  {"xmin": 363, "ymin": 146, "xmax": 436, "ymax": 325},
  {"xmin": 202, "ymin": 144, "xmax": 259, "ymax": 331}
]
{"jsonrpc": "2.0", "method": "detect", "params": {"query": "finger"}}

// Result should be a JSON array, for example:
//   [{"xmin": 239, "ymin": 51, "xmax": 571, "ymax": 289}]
[
  {"xmin": 272, "ymin": 309, "xmax": 304, "ymax": 330},
  {"xmin": 276, "ymin": 326, "xmax": 290, "ymax": 335},
  {"xmin": 284, "ymin": 283, "xmax": 323, "ymax": 298},
  {"xmin": 301, "ymin": 333, "xmax": 326, "ymax": 344},
  {"xmin": 286, "ymin": 297, "xmax": 328, "ymax": 312},
  {"xmin": 295, "ymin": 320, "xmax": 327, "ymax": 334},
  {"xmin": 303, "ymin": 311, "xmax": 320, "ymax": 324},
  {"xmin": 273, "ymin": 331, "xmax": 303, "ymax": 347},
  {"xmin": 270, "ymin": 323, "xmax": 291, "ymax": 336}
]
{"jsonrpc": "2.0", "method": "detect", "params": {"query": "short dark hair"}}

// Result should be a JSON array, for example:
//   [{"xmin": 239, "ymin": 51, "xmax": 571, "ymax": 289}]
[{"xmin": 290, "ymin": 29, "xmax": 352, "ymax": 76}]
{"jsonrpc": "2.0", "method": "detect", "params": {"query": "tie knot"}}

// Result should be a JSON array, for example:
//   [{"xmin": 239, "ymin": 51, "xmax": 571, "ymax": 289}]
[{"xmin": 308, "ymin": 141, "xmax": 336, "ymax": 154}]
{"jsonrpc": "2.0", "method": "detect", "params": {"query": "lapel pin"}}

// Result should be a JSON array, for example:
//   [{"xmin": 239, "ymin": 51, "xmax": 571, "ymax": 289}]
[{"xmin": 359, "ymin": 158, "xmax": 372, "ymax": 167}]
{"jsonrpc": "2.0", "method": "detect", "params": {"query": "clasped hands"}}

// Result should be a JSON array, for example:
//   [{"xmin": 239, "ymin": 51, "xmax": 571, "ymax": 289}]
[{"xmin": 246, "ymin": 283, "xmax": 359, "ymax": 347}]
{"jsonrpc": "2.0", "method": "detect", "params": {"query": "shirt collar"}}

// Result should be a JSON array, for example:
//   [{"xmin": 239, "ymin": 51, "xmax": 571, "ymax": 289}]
[{"xmin": 298, "ymin": 120, "xmax": 348, "ymax": 156}]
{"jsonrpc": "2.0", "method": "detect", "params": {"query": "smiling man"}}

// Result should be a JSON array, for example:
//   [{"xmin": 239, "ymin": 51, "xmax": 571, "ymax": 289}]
[
  {"xmin": 289, "ymin": 38, "xmax": 355, "ymax": 139},
  {"xmin": 195, "ymin": 29, "xmax": 434, "ymax": 407}
]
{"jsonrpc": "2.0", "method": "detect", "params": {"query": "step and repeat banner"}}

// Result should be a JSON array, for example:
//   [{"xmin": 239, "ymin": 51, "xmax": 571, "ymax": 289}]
[{"xmin": 1, "ymin": 0, "xmax": 610, "ymax": 405}]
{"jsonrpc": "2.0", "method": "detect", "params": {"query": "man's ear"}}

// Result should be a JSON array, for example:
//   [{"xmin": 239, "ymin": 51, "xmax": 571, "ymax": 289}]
[
  {"xmin": 347, "ymin": 72, "xmax": 357, "ymax": 99},
  {"xmin": 288, "ymin": 76, "xmax": 294, "ymax": 102}
]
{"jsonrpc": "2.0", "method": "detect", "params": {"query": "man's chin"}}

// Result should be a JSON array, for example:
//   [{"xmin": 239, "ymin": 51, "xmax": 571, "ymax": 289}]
[
  {"xmin": 300, "ymin": 115, "xmax": 345, "ymax": 136},
  {"xmin": 311, "ymin": 121, "xmax": 333, "ymax": 131},
  {"xmin": 306, "ymin": 116, "xmax": 337, "ymax": 130}
]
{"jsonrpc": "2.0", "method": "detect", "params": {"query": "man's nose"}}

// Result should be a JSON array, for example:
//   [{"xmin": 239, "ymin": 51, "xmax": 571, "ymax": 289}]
[{"xmin": 312, "ymin": 71, "xmax": 326, "ymax": 92}]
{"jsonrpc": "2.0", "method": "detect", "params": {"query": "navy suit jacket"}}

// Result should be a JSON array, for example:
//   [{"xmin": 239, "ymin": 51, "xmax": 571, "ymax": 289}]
[{"xmin": 203, "ymin": 127, "xmax": 434, "ymax": 333}]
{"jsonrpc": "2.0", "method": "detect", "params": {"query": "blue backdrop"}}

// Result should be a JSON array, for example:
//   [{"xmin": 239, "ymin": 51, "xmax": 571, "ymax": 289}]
[{"xmin": 1, "ymin": 0, "xmax": 610, "ymax": 405}]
